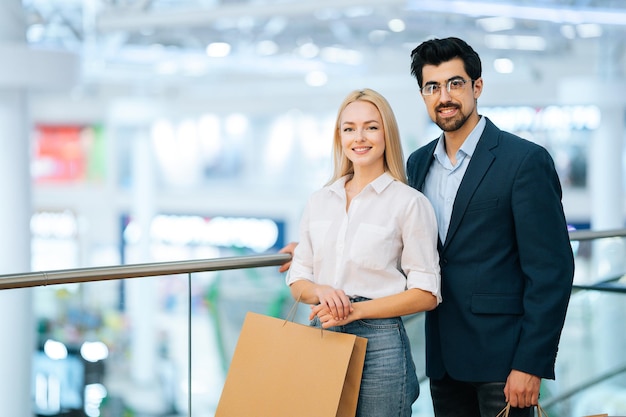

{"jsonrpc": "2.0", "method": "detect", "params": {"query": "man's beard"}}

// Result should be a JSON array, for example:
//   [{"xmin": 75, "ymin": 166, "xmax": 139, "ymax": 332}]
[{"xmin": 435, "ymin": 105, "xmax": 471, "ymax": 132}]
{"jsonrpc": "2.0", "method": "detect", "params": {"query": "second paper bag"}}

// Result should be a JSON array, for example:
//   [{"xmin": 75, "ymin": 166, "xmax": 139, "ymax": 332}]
[{"xmin": 215, "ymin": 311, "xmax": 367, "ymax": 417}]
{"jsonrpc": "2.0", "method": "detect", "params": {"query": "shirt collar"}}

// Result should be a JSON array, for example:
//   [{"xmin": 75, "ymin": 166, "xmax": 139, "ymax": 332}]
[
  {"xmin": 330, "ymin": 172, "xmax": 395, "ymax": 196},
  {"xmin": 460, "ymin": 115, "xmax": 486, "ymax": 157},
  {"xmin": 432, "ymin": 115, "xmax": 486, "ymax": 161},
  {"xmin": 369, "ymin": 172, "xmax": 395, "ymax": 193}
]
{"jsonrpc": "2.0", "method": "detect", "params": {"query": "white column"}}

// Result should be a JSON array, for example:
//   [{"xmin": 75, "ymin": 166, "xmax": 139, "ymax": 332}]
[
  {"xmin": 0, "ymin": 2, "xmax": 34, "ymax": 415},
  {"xmin": 0, "ymin": 2, "xmax": 78, "ymax": 415},
  {"xmin": 127, "ymin": 128, "xmax": 158, "ymax": 385},
  {"xmin": 0, "ymin": 88, "xmax": 34, "ymax": 417},
  {"xmin": 589, "ymin": 105, "xmax": 625, "ymax": 231},
  {"xmin": 588, "ymin": 36, "xmax": 626, "ymax": 233},
  {"xmin": 108, "ymin": 100, "xmax": 167, "ymax": 413}
]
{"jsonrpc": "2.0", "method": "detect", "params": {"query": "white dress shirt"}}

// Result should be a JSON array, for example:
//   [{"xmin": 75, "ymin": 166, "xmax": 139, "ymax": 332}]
[{"xmin": 287, "ymin": 172, "xmax": 441, "ymax": 303}]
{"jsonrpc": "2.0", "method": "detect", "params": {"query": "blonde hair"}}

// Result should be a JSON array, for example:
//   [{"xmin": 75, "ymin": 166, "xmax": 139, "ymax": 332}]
[{"xmin": 327, "ymin": 88, "xmax": 407, "ymax": 185}]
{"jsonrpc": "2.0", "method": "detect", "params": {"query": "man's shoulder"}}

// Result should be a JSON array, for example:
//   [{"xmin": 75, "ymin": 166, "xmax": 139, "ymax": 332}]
[
  {"xmin": 497, "ymin": 131, "xmax": 549, "ymax": 156},
  {"xmin": 484, "ymin": 118, "xmax": 548, "ymax": 154}
]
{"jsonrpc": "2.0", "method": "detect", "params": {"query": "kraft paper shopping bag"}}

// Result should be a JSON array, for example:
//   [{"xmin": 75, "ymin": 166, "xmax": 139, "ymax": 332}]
[{"xmin": 215, "ymin": 310, "xmax": 367, "ymax": 417}]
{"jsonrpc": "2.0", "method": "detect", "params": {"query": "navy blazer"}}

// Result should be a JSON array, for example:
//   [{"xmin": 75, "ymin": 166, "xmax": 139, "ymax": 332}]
[{"xmin": 406, "ymin": 117, "xmax": 574, "ymax": 381}]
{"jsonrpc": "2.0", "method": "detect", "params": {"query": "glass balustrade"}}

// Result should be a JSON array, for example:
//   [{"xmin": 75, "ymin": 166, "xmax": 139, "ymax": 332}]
[{"xmin": 2, "ymin": 232, "xmax": 625, "ymax": 416}]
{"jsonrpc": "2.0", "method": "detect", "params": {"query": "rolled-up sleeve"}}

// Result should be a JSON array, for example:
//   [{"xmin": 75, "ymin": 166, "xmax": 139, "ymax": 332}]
[
  {"xmin": 402, "ymin": 194, "xmax": 442, "ymax": 304},
  {"xmin": 286, "ymin": 202, "xmax": 314, "ymax": 286}
]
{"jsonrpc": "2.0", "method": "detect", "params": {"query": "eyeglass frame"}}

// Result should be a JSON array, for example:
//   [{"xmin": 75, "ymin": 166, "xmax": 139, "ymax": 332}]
[{"xmin": 420, "ymin": 77, "xmax": 475, "ymax": 96}]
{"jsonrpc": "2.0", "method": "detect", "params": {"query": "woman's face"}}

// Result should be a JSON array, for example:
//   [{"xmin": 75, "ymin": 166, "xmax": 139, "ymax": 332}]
[{"xmin": 339, "ymin": 100, "xmax": 385, "ymax": 172}]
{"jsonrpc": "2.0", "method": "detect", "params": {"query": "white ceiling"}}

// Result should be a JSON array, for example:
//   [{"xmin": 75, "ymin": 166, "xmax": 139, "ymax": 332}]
[{"xmin": 21, "ymin": 0, "xmax": 626, "ymax": 116}]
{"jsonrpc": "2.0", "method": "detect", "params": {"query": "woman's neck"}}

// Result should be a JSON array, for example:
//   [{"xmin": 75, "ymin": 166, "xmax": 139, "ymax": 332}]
[{"xmin": 346, "ymin": 166, "xmax": 385, "ymax": 195}]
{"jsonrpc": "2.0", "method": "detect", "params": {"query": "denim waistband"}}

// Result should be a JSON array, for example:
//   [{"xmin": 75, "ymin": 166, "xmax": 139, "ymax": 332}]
[{"xmin": 349, "ymin": 296, "xmax": 371, "ymax": 303}]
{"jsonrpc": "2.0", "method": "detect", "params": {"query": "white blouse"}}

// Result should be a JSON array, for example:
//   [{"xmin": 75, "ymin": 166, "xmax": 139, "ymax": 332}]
[{"xmin": 287, "ymin": 172, "xmax": 442, "ymax": 304}]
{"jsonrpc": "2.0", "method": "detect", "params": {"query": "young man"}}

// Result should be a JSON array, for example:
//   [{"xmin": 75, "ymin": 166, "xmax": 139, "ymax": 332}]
[{"xmin": 406, "ymin": 37, "xmax": 574, "ymax": 417}]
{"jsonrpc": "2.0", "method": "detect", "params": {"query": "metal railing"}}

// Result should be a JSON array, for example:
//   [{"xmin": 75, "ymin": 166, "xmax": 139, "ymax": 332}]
[
  {"xmin": 0, "ymin": 253, "xmax": 292, "ymax": 290},
  {"xmin": 0, "ymin": 228, "xmax": 623, "ymax": 292},
  {"xmin": 569, "ymin": 228, "xmax": 626, "ymax": 294},
  {"xmin": 568, "ymin": 228, "xmax": 626, "ymax": 242}
]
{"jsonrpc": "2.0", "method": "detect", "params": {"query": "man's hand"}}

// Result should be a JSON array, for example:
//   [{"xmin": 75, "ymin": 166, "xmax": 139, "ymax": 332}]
[
  {"xmin": 278, "ymin": 242, "xmax": 298, "ymax": 273},
  {"xmin": 504, "ymin": 370, "xmax": 541, "ymax": 408}
]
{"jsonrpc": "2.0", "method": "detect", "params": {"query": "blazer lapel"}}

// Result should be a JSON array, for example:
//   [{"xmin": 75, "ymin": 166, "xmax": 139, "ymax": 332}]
[{"xmin": 443, "ymin": 120, "xmax": 499, "ymax": 249}]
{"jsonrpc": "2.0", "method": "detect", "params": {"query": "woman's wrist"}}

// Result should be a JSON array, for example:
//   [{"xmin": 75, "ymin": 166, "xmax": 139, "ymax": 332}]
[{"xmin": 349, "ymin": 302, "xmax": 362, "ymax": 321}]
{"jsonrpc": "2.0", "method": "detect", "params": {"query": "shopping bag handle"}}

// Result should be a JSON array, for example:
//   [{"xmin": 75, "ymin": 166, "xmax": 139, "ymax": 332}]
[
  {"xmin": 283, "ymin": 295, "xmax": 302, "ymax": 323},
  {"xmin": 495, "ymin": 403, "xmax": 548, "ymax": 417},
  {"xmin": 537, "ymin": 404, "xmax": 548, "ymax": 417},
  {"xmin": 283, "ymin": 294, "xmax": 325, "ymax": 337},
  {"xmin": 495, "ymin": 403, "xmax": 510, "ymax": 417}
]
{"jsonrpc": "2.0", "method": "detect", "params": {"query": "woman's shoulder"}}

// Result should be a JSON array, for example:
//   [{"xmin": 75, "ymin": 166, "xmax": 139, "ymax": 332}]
[
  {"xmin": 388, "ymin": 179, "xmax": 430, "ymax": 203},
  {"xmin": 307, "ymin": 179, "xmax": 344, "ymax": 202}
]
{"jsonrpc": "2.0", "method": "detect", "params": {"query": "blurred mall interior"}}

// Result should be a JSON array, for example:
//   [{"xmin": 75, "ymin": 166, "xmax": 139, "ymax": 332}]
[{"xmin": 1, "ymin": 0, "xmax": 626, "ymax": 416}]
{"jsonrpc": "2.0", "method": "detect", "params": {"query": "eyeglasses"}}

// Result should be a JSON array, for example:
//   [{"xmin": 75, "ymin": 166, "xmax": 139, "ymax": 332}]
[{"xmin": 420, "ymin": 78, "xmax": 473, "ymax": 96}]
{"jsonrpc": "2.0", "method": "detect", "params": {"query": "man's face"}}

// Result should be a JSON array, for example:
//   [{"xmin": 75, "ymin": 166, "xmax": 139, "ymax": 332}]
[{"xmin": 421, "ymin": 58, "xmax": 482, "ymax": 133}]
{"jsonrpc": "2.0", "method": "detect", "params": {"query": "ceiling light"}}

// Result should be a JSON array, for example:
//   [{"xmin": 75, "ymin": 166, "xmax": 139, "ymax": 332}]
[
  {"xmin": 484, "ymin": 34, "xmax": 546, "ymax": 51},
  {"xmin": 298, "ymin": 42, "xmax": 320, "ymax": 59},
  {"xmin": 237, "ymin": 16, "xmax": 255, "ymax": 32},
  {"xmin": 493, "ymin": 58, "xmax": 514, "ymax": 74},
  {"xmin": 484, "ymin": 34, "xmax": 512, "ymax": 49},
  {"xmin": 156, "ymin": 61, "xmax": 179, "ymax": 75},
  {"xmin": 263, "ymin": 17, "xmax": 287, "ymax": 37},
  {"xmin": 476, "ymin": 16, "xmax": 515, "ymax": 32},
  {"xmin": 560, "ymin": 25, "xmax": 576, "ymax": 39},
  {"xmin": 256, "ymin": 40, "xmax": 279, "ymax": 56},
  {"xmin": 388, "ymin": 19, "xmax": 406, "ymax": 33},
  {"xmin": 513, "ymin": 35, "xmax": 547, "ymax": 51},
  {"xmin": 314, "ymin": 8, "xmax": 342, "ymax": 21},
  {"xmin": 320, "ymin": 47, "xmax": 363, "ymax": 65},
  {"xmin": 368, "ymin": 30, "xmax": 388, "ymax": 44},
  {"xmin": 344, "ymin": 7, "xmax": 374, "ymax": 18},
  {"xmin": 26, "ymin": 24, "xmax": 45, "ymax": 42},
  {"xmin": 205, "ymin": 42, "xmax": 231, "ymax": 58},
  {"xmin": 305, "ymin": 71, "xmax": 328, "ymax": 87},
  {"xmin": 181, "ymin": 57, "xmax": 209, "ymax": 76},
  {"xmin": 407, "ymin": 0, "xmax": 626, "ymax": 26},
  {"xmin": 576, "ymin": 23, "xmax": 602, "ymax": 38}
]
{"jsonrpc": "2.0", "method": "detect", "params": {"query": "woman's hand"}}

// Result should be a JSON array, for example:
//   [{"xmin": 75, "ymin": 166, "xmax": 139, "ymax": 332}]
[
  {"xmin": 310, "ymin": 303, "xmax": 356, "ymax": 328},
  {"xmin": 311, "ymin": 305, "xmax": 345, "ymax": 328},
  {"xmin": 278, "ymin": 242, "xmax": 298, "ymax": 273},
  {"xmin": 310, "ymin": 286, "xmax": 353, "ymax": 323}
]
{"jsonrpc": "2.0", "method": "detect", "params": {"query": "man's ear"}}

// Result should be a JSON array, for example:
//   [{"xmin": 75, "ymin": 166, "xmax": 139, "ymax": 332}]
[{"xmin": 473, "ymin": 77, "xmax": 483, "ymax": 99}]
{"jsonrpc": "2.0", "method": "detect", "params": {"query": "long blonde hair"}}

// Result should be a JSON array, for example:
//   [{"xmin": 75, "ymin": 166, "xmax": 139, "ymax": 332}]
[{"xmin": 327, "ymin": 88, "xmax": 407, "ymax": 185}]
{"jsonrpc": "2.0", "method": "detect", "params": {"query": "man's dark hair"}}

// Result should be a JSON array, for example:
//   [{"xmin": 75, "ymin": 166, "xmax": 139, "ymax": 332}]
[{"xmin": 410, "ymin": 37, "xmax": 482, "ymax": 87}]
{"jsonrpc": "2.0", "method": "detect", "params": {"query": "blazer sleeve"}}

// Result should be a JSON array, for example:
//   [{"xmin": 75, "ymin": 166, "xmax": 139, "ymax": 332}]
[{"xmin": 510, "ymin": 144, "xmax": 575, "ymax": 377}]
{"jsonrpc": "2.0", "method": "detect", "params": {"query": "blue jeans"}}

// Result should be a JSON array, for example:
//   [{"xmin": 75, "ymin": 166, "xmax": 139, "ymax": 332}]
[
  {"xmin": 430, "ymin": 374, "xmax": 533, "ymax": 417},
  {"xmin": 311, "ymin": 300, "xmax": 419, "ymax": 417}
]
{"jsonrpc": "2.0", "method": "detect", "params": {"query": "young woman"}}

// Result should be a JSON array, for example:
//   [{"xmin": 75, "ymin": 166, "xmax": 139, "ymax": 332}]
[{"xmin": 286, "ymin": 88, "xmax": 441, "ymax": 417}]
